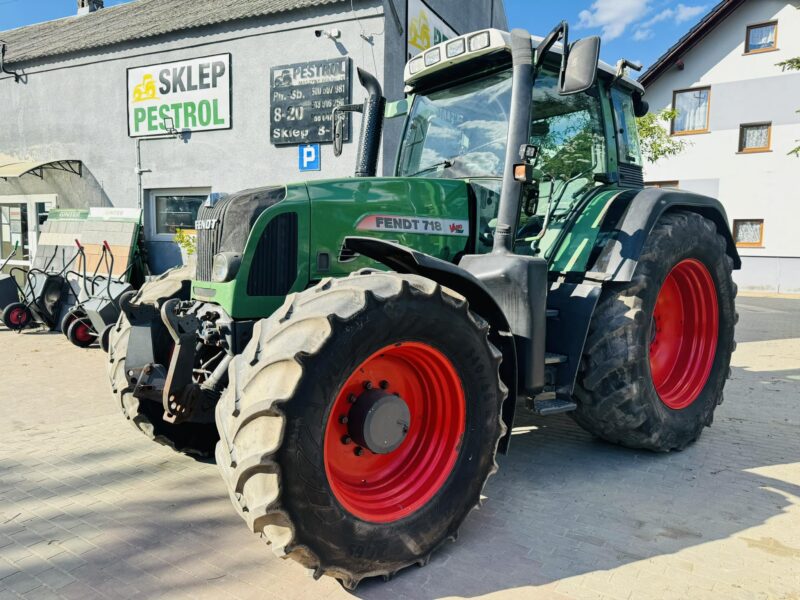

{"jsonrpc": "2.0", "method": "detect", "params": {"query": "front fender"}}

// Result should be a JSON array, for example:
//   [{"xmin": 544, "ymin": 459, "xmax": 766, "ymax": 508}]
[{"xmin": 589, "ymin": 188, "xmax": 741, "ymax": 282}]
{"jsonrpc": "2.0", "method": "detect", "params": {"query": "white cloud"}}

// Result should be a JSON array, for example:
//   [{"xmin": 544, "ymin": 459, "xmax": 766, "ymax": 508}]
[
  {"xmin": 633, "ymin": 3, "xmax": 708, "ymax": 42},
  {"xmin": 675, "ymin": 3, "xmax": 707, "ymax": 23},
  {"xmin": 578, "ymin": 0, "xmax": 651, "ymax": 41}
]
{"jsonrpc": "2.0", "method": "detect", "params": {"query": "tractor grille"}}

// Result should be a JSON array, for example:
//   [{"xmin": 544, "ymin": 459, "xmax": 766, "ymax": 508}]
[
  {"xmin": 195, "ymin": 186, "xmax": 286, "ymax": 281},
  {"xmin": 196, "ymin": 195, "xmax": 235, "ymax": 281},
  {"xmin": 247, "ymin": 212, "xmax": 298, "ymax": 296}
]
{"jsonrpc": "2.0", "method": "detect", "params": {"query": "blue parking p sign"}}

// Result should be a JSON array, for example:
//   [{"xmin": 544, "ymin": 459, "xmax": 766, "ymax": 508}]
[{"xmin": 299, "ymin": 144, "xmax": 321, "ymax": 171}]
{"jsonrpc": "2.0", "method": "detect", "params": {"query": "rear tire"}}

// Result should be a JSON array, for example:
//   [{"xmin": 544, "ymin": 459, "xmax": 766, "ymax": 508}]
[
  {"xmin": 2, "ymin": 302, "xmax": 32, "ymax": 331},
  {"xmin": 215, "ymin": 271, "xmax": 506, "ymax": 588},
  {"xmin": 572, "ymin": 211, "xmax": 737, "ymax": 451},
  {"xmin": 107, "ymin": 265, "xmax": 217, "ymax": 457}
]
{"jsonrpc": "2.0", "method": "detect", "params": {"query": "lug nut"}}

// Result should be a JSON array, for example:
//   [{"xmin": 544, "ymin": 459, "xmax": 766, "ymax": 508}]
[
  {"xmin": 339, "ymin": 415, "xmax": 348, "ymax": 424},
  {"xmin": 354, "ymin": 447, "xmax": 363, "ymax": 456},
  {"xmin": 379, "ymin": 380, "xmax": 389, "ymax": 389},
  {"xmin": 348, "ymin": 394, "xmax": 357, "ymax": 404},
  {"xmin": 363, "ymin": 381, "xmax": 372, "ymax": 390},
  {"xmin": 341, "ymin": 435, "xmax": 351, "ymax": 445}
]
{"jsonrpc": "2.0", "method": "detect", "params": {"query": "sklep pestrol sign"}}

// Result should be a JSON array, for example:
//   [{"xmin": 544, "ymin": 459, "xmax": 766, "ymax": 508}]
[{"xmin": 127, "ymin": 54, "xmax": 231, "ymax": 137}]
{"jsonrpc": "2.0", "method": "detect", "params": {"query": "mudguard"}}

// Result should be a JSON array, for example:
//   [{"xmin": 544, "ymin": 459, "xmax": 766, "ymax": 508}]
[
  {"xmin": 588, "ymin": 187, "xmax": 741, "ymax": 282},
  {"xmin": 345, "ymin": 236, "xmax": 519, "ymax": 453}
]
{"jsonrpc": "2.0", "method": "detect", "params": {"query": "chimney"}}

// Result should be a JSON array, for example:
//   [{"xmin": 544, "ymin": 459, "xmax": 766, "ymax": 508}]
[{"xmin": 77, "ymin": 0, "xmax": 104, "ymax": 15}]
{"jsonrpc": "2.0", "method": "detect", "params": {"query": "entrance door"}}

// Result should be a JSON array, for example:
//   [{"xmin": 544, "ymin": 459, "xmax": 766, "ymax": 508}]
[{"xmin": 0, "ymin": 195, "xmax": 55, "ymax": 275}]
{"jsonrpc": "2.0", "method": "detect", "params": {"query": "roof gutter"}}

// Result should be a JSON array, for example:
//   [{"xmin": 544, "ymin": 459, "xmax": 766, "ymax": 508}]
[{"xmin": 0, "ymin": 42, "xmax": 21, "ymax": 82}]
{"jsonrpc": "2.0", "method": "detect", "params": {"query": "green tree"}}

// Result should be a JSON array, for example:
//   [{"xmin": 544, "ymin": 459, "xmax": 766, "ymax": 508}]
[
  {"xmin": 778, "ymin": 58, "xmax": 800, "ymax": 156},
  {"xmin": 636, "ymin": 108, "xmax": 687, "ymax": 163}
]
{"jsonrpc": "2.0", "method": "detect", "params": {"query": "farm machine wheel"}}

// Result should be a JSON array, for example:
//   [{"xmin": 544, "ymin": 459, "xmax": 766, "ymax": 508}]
[
  {"xmin": 67, "ymin": 317, "xmax": 95, "ymax": 348},
  {"xmin": 573, "ymin": 211, "xmax": 737, "ymax": 451},
  {"xmin": 2, "ymin": 302, "xmax": 32, "ymax": 331},
  {"xmin": 215, "ymin": 271, "xmax": 507, "ymax": 588},
  {"xmin": 107, "ymin": 265, "xmax": 217, "ymax": 456}
]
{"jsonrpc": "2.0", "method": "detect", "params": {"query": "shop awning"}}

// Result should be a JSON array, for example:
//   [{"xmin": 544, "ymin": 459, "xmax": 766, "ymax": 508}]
[{"xmin": 0, "ymin": 154, "xmax": 82, "ymax": 180}]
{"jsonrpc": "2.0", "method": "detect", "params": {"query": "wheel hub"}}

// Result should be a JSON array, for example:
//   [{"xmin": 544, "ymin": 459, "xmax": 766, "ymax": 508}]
[{"xmin": 347, "ymin": 388, "xmax": 410, "ymax": 454}]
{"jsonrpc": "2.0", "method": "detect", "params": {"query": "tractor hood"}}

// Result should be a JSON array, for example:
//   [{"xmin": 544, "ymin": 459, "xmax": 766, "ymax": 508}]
[{"xmin": 304, "ymin": 177, "xmax": 473, "ymax": 279}]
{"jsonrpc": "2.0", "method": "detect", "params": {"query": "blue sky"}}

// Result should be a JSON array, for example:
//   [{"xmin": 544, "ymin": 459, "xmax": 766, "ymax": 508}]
[{"xmin": 0, "ymin": 0, "xmax": 709, "ymax": 69}]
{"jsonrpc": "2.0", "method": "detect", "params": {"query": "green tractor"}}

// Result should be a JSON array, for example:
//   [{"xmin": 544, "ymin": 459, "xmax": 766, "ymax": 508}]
[{"xmin": 108, "ymin": 23, "xmax": 738, "ymax": 588}]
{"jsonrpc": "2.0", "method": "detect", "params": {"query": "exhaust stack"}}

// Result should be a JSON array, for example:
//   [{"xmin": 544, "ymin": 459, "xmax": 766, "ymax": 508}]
[{"xmin": 353, "ymin": 68, "xmax": 385, "ymax": 178}]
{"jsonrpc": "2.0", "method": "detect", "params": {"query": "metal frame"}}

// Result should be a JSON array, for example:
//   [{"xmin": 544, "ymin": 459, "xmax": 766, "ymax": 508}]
[{"xmin": 0, "ymin": 160, "xmax": 82, "ymax": 182}]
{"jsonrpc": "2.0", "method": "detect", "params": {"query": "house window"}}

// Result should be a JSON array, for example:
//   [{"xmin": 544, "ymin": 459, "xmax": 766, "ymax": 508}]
[
  {"xmin": 645, "ymin": 181, "xmax": 680, "ymax": 189},
  {"xmin": 745, "ymin": 22, "xmax": 777, "ymax": 54},
  {"xmin": 147, "ymin": 188, "xmax": 209, "ymax": 241},
  {"xmin": 738, "ymin": 123, "xmax": 772, "ymax": 153},
  {"xmin": 733, "ymin": 219, "xmax": 764, "ymax": 247},
  {"xmin": 672, "ymin": 88, "xmax": 710, "ymax": 135}
]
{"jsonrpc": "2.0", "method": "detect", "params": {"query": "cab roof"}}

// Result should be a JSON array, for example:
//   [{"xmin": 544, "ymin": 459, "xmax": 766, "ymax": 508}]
[{"xmin": 404, "ymin": 28, "xmax": 645, "ymax": 95}]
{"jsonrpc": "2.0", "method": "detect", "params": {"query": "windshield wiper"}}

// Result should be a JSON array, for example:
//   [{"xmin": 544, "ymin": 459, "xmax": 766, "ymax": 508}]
[{"xmin": 407, "ymin": 159, "xmax": 453, "ymax": 178}]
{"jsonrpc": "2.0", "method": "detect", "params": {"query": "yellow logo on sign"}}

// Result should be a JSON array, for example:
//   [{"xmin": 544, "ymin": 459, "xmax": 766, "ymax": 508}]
[
  {"xmin": 132, "ymin": 74, "xmax": 158, "ymax": 103},
  {"xmin": 409, "ymin": 9, "xmax": 431, "ymax": 52}
]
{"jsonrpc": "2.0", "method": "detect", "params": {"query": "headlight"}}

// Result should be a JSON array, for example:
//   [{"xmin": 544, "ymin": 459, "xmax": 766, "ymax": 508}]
[
  {"xmin": 408, "ymin": 56, "xmax": 424, "ymax": 74},
  {"xmin": 446, "ymin": 38, "xmax": 466, "ymax": 58},
  {"xmin": 211, "ymin": 252, "xmax": 242, "ymax": 282},
  {"xmin": 469, "ymin": 31, "xmax": 490, "ymax": 51},
  {"xmin": 424, "ymin": 47, "xmax": 441, "ymax": 66}
]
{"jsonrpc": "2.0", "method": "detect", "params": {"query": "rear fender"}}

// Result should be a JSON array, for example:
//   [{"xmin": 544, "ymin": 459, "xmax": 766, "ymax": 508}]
[
  {"xmin": 344, "ymin": 236, "xmax": 518, "ymax": 453},
  {"xmin": 588, "ymin": 188, "xmax": 741, "ymax": 282}
]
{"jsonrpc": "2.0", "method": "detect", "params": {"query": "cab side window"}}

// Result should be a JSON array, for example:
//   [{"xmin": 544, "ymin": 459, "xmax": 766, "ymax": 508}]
[
  {"xmin": 515, "ymin": 68, "xmax": 606, "ymax": 251},
  {"xmin": 611, "ymin": 88, "xmax": 642, "ymax": 166}
]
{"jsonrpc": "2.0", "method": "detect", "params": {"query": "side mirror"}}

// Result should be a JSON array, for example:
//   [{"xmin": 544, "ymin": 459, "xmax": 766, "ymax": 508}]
[
  {"xmin": 332, "ymin": 103, "xmax": 363, "ymax": 157},
  {"xmin": 560, "ymin": 36, "xmax": 601, "ymax": 95}
]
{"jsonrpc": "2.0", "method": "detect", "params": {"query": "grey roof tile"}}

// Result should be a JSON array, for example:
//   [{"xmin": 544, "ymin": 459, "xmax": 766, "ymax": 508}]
[{"xmin": 0, "ymin": 0, "xmax": 347, "ymax": 64}]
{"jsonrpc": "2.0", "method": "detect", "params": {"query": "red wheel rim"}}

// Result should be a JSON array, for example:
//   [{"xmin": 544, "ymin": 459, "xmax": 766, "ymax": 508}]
[
  {"xmin": 649, "ymin": 259, "xmax": 719, "ymax": 409},
  {"xmin": 74, "ymin": 321, "xmax": 93, "ymax": 343},
  {"xmin": 8, "ymin": 307, "xmax": 27, "ymax": 327},
  {"xmin": 323, "ymin": 342, "xmax": 466, "ymax": 523}
]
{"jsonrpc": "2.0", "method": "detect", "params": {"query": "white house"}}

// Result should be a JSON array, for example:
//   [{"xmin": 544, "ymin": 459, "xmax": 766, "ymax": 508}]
[{"xmin": 640, "ymin": 0, "xmax": 800, "ymax": 293}]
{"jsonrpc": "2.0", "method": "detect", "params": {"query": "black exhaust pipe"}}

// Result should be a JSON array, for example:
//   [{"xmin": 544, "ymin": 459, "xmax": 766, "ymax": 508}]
[{"xmin": 354, "ymin": 67, "xmax": 385, "ymax": 177}]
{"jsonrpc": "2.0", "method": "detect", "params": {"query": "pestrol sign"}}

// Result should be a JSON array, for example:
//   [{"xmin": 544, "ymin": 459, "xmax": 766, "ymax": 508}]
[{"xmin": 127, "ymin": 53, "xmax": 231, "ymax": 137}]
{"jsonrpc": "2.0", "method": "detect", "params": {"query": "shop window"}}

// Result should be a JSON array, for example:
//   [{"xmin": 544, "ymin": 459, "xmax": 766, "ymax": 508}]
[
  {"xmin": 672, "ymin": 88, "xmax": 711, "ymax": 135},
  {"xmin": 148, "ymin": 189, "xmax": 209, "ymax": 241},
  {"xmin": 733, "ymin": 219, "xmax": 764, "ymax": 247},
  {"xmin": 738, "ymin": 123, "xmax": 771, "ymax": 153},
  {"xmin": 745, "ymin": 22, "xmax": 777, "ymax": 54}
]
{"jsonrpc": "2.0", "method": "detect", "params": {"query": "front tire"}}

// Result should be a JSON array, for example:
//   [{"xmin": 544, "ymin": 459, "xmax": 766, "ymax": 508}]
[
  {"xmin": 215, "ymin": 271, "xmax": 507, "ymax": 588},
  {"xmin": 572, "ymin": 211, "xmax": 737, "ymax": 451}
]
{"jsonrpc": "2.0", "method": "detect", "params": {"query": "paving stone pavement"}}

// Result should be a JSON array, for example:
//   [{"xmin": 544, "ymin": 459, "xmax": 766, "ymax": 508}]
[{"xmin": 1, "ymin": 297, "xmax": 799, "ymax": 600}]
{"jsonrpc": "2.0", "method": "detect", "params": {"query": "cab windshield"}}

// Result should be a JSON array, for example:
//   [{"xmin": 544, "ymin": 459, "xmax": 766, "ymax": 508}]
[{"xmin": 396, "ymin": 69, "xmax": 512, "ymax": 179}]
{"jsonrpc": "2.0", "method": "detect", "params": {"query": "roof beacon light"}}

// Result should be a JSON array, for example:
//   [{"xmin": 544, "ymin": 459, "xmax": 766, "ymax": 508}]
[
  {"xmin": 468, "ymin": 31, "xmax": 491, "ymax": 52},
  {"xmin": 424, "ymin": 47, "xmax": 441, "ymax": 67},
  {"xmin": 446, "ymin": 38, "xmax": 466, "ymax": 58}
]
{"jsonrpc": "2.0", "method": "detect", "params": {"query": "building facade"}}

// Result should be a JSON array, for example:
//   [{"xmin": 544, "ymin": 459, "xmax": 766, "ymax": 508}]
[
  {"xmin": 640, "ymin": 0, "xmax": 800, "ymax": 293},
  {"xmin": 0, "ymin": 0, "xmax": 506, "ymax": 273}
]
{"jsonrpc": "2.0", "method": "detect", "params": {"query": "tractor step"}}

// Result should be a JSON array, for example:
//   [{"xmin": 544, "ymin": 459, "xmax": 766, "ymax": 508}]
[
  {"xmin": 530, "ymin": 396, "xmax": 578, "ymax": 416},
  {"xmin": 545, "ymin": 352, "xmax": 567, "ymax": 365}
]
